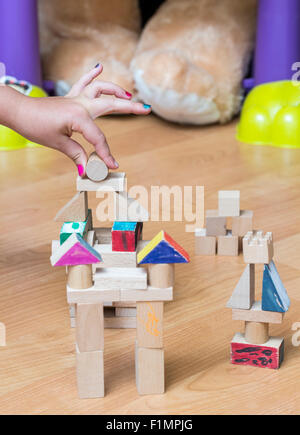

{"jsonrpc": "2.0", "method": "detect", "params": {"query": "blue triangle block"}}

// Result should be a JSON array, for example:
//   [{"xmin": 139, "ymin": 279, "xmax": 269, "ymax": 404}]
[
  {"xmin": 140, "ymin": 240, "xmax": 188, "ymax": 264},
  {"xmin": 262, "ymin": 261, "xmax": 290, "ymax": 313}
]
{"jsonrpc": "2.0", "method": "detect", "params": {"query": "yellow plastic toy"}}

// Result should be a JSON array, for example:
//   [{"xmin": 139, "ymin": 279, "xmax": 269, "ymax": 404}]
[
  {"xmin": 237, "ymin": 81, "xmax": 300, "ymax": 148},
  {"xmin": 0, "ymin": 76, "xmax": 47, "ymax": 150}
]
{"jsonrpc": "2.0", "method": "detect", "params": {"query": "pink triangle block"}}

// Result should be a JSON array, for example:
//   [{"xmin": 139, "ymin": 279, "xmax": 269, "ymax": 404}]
[{"xmin": 51, "ymin": 233, "xmax": 102, "ymax": 266}]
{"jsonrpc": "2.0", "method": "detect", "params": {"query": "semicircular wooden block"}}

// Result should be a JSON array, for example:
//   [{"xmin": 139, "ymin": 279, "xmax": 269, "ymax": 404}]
[
  {"xmin": 50, "ymin": 233, "xmax": 102, "ymax": 267},
  {"xmin": 137, "ymin": 230, "xmax": 190, "ymax": 264}
]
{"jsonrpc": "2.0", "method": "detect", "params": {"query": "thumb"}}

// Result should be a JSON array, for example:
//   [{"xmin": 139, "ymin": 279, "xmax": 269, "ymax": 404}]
[{"xmin": 59, "ymin": 137, "xmax": 88, "ymax": 177}]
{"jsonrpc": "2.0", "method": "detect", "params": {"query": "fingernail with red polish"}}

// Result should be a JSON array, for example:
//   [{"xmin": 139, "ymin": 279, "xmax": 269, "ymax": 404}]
[
  {"xmin": 125, "ymin": 91, "xmax": 132, "ymax": 98},
  {"xmin": 77, "ymin": 164, "xmax": 84, "ymax": 177}
]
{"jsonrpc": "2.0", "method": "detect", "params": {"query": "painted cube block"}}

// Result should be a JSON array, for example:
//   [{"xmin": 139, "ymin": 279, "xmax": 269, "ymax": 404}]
[
  {"xmin": 60, "ymin": 209, "xmax": 92, "ymax": 245},
  {"xmin": 112, "ymin": 221, "xmax": 143, "ymax": 252}
]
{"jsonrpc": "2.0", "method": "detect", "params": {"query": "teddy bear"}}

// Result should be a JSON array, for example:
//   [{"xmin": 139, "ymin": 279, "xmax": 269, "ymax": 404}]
[{"xmin": 39, "ymin": 0, "xmax": 257, "ymax": 125}]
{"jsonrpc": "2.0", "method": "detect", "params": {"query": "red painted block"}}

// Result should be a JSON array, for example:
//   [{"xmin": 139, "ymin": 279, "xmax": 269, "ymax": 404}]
[
  {"xmin": 231, "ymin": 333, "xmax": 284, "ymax": 370},
  {"xmin": 112, "ymin": 222, "xmax": 143, "ymax": 252}
]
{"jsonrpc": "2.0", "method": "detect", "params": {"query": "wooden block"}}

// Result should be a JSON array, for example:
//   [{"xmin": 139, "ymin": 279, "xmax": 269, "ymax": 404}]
[
  {"xmin": 0, "ymin": 322, "xmax": 6, "ymax": 346},
  {"xmin": 86, "ymin": 230, "xmax": 96, "ymax": 247},
  {"xmin": 243, "ymin": 231, "xmax": 274, "ymax": 264},
  {"xmin": 218, "ymin": 190, "xmax": 240, "ymax": 217},
  {"xmin": 67, "ymin": 285, "xmax": 121, "ymax": 304},
  {"xmin": 68, "ymin": 264, "xmax": 93, "ymax": 289},
  {"xmin": 217, "ymin": 231, "xmax": 239, "ymax": 256},
  {"xmin": 59, "ymin": 209, "xmax": 92, "ymax": 245},
  {"xmin": 51, "ymin": 240, "xmax": 59, "ymax": 255},
  {"xmin": 93, "ymin": 267, "xmax": 147, "ymax": 290},
  {"xmin": 54, "ymin": 191, "xmax": 88, "ymax": 222},
  {"xmin": 135, "ymin": 344, "xmax": 164, "ymax": 395},
  {"xmin": 226, "ymin": 264, "xmax": 255, "ymax": 310},
  {"xmin": 137, "ymin": 302, "xmax": 163, "ymax": 348},
  {"xmin": 120, "ymin": 286, "xmax": 173, "ymax": 302},
  {"xmin": 113, "ymin": 302, "xmax": 136, "ymax": 308},
  {"xmin": 77, "ymin": 172, "xmax": 125, "ymax": 192},
  {"xmin": 105, "ymin": 316, "xmax": 136, "ymax": 329},
  {"xmin": 115, "ymin": 307, "xmax": 137, "ymax": 317},
  {"xmin": 148, "ymin": 264, "xmax": 174, "ymax": 288},
  {"xmin": 86, "ymin": 152, "xmax": 109, "ymax": 182},
  {"xmin": 195, "ymin": 229, "xmax": 216, "ymax": 255},
  {"xmin": 244, "ymin": 321, "xmax": 269, "ymax": 344},
  {"xmin": 232, "ymin": 301, "xmax": 284, "ymax": 324},
  {"xmin": 112, "ymin": 221, "xmax": 142, "ymax": 252},
  {"xmin": 262, "ymin": 261, "xmax": 290, "ymax": 313},
  {"xmin": 94, "ymin": 244, "xmax": 137, "ymax": 268},
  {"xmin": 205, "ymin": 210, "xmax": 226, "ymax": 236},
  {"xmin": 232, "ymin": 210, "xmax": 253, "ymax": 236},
  {"xmin": 76, "ymin": 304, "xmax": 104, "ymax": 352},
  {"xmin": 76, "ymin": 348, "xmax": 104, "ymax": 398},
  {"xmin": 69, "ymin": 304, "xmax": 76, "ymax": 318},
  {"xmin": 114, "ymin": 191, "xmax": 149, "ymax": 222},
  {"xmin": 231, "ymin": 333, "xmax": 284, "ymax": 369},
  {"xmin": 94, "ymin": 227, "xmax": 112, "ymax": 244}
]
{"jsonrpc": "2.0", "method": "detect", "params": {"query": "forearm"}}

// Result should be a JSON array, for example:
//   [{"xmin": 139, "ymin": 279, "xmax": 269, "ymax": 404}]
[{"xmin": 0, "ymin": 85, "xmax": 27, "ymax": 131}]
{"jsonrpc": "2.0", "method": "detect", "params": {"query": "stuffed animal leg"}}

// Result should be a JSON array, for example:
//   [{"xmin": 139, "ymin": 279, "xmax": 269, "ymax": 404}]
[
  {"xmin": 39, "ymin": 0, "xmax": 141, "ymax": 93},
  {"xmin": 131, "ymin": 0, "xmax": 257, "ymax": 124}
]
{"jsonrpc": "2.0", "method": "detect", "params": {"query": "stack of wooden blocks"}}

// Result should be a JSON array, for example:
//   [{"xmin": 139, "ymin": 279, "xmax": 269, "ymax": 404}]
[
  {"xmin": 227, "ymin": 230, "xmax": 290, "ymax": 369},
  {"xmin": 50, "ymin": 156, "xmax": 189, "ymax": 398},
  {"xmin": 195, "ymin": 190, "xmax": 253, "ymax": 256}
]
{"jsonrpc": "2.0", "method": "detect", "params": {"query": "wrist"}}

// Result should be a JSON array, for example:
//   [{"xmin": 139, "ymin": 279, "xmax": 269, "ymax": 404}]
[{"xmin": 0, "ymin": 86, "xmax": 27, "ymax": 130}]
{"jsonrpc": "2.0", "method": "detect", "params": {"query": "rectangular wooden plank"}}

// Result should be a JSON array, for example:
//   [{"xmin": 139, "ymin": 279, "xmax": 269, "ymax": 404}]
[
  {"xmin": 76, "ymin": 173, "xmax": 126, "ymax": 192},
  {"xmin": 76, "ymin": 348, "xmax": 104, "ymax": 398},
  {"xmin": 76, "ymin": 303, "xmax": 104, "ymax": 352},
  {"xmin": 232, "ymin": 301, "xmax": 284, "ymax": 324},
  {"xmin": 93, "ymin": 267, "xmax": 147, "ymax": 290},
  {"xmin": 135, "ymin": 344, "xmax": 165, "ymax": 395}
]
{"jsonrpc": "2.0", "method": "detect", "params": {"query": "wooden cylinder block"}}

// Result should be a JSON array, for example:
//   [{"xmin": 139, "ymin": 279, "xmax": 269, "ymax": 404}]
[
  {"xmin": 245, "ymin": 321, "xmax": 269, "ymax": 345},
  {"xmin": 148, "ymin": 264, "xmax": 174, "ymax": 288},
  {"xmin": 86, "ymin": 152, "xmax": 109, "ymax": 182},
  {"xmin": 68, "ymin": 264, "xmax": 93, "ymax": 289}
]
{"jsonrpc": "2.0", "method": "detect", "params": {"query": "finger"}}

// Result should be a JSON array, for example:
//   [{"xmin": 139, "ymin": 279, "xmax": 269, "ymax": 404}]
[
  {"xmin": 88, "ymin": 98, "xmax": 152, "ymax": 118},
  {"xmin": 84, "ymin": 80, "xmax": 132, "ymax": 100},
  {"xmin": 59, "ymin": 137, "xmax": 88, "ymax": 177},
  {"xmin": 74, "ymin": 117, "xmax": 118, "ymax": 169},
  {"xmin": 67, "ymin": 63, "xmax": 103, "ymax": 97}
]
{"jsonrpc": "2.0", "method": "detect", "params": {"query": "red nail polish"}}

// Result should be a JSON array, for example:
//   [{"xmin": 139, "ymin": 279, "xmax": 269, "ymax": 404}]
[
  {"xmin": 125, "ymin": 91, "xmax": 132, "ymax": 98},
  {"xmin": 77, "ymin": 164, "xmax": 84, "ymax": 177}
]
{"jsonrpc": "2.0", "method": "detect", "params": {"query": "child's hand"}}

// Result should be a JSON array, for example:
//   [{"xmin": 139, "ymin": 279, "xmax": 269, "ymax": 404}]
[{"xmin": 0, "ymin": 64, "xmax": 151, "ymax": 175}]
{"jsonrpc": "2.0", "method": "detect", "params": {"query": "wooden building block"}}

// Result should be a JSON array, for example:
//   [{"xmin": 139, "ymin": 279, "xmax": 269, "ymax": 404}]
[
  {"xmin": 86, "ymin": 230, "xmax": 96, "ymax": 247},
  {"xmin": 244, "ymin": 321, "xmax": 269, "ymax": 344},
  {"xmin": 86, "ymin": 152, "xmax": 109, "ymax": 182},
  {"xmin": 135, "ymin": 344, "xmax": 164, "ymax": 394},
  {"xmin": 116, "ymin": 307, "xmax": 137, "ymax": 317},
  {"xmin": 195, "ymin": 228, "xmax": 216, "ymax": 255},
  {"xmin": 137, "ymin": 302, "xmax": 163, "ymax": 348},
  {"xmin": 54, "ymin": 191, "xmax": 88, "ymax": 222},
  {"xmin": 243, "ymin": 231, "xmax": 274, "ymax": 264},
  {"xmin": 94, "ymin": 244, "xmax": 137, "ymax": 268},
  {"xmin": 148, "ymin": 264, "xmax": 174, "ymax": 288},
  {"xmin": 120, "ymin": 286, "xmax": 173, "ymax": 302},
  {"xmin": 68, "ymin": 264, "xmax": 93, "ymax": 289},
  {"xmin": 231, "ymin": 333, "xmax": 284, "ymax": 370},
  {"xmin": 217, "ymin": 231, "xmax": 239, "ymax": 256},
  {"xmin": 218, "ymin": 190, "xmax": 240, "ymax": 217},
  {"xmin": 112, "ymin": 221, "xmax": 142, "ymax": 252},
  {"xmin": 232, "ymin": 210, "xmax": 253, "ymax": 236},
  {"xmin": 67, "ymin": 286, "xmax": 121, "ymax": 304},
  {"xmin": 262, "ymin": 261, "xmax": 290, "ymax": 313},
  {"xmin": 0, "ymin": 322, "xmax": 6, "ymax": 346},
  {"xmin": 232, "ymin": 301, "xmax": 284, "ymax": 324},
  {"xmin": 77, "ymin": 172, "xmax": 125, "ymax": 192},
  {"xmin": 76, "ymin": 304, "xmax": 104, "ymax": 352},
  {"xmin": 94, "ymin": 227, "xmax": 112, "ymax": 244},
  {"xmin": 226, "ymin": 264, "xmax": 255, "ymax": 310},
  {"xmin": 105, "ymin": 316, "xmax": 136, "ymax": 329},
  {"xmin": 93, "ymin": 267, "xmax": 147, "ymax": 290},
  {"xmin": 76, "ymin": 348, "xmax": 104, "ymax": 398},
  {"xmin": 113, "ymin": 302, "xmax": 136, "ymax": 308},
  {"xmin": 114, "ymin": 191, "xmax": 149, "ymax": 222},
  {"xmin": 205, "ymin": 210, "xmax": 226, "ymax": 236},
  {"xmin": 59, "ymin": 209, "xmax": 92, "ymax": 245}
]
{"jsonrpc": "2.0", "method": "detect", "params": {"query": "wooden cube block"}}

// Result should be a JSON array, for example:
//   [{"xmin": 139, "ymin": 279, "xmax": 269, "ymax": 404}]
[
  {"xmin": 232, "ymin": 210, "xmax": 253, "ymax": 236},
  {"xmin": 217, "ymin": 231, "xmax": 239, "ymax": 256},
  {"xmin": 231, "ymin": 333, "xmax": 284, "ymax": 369},
  {"xmin": 76, "ymin": 304, "xmax": 104, "ymax": 352},
  {"xmin": 76, "ymin": 348, "xmax": 104, "ymax": 398},
  {"xmin": 243, "ymin": 231, "xmax": 273, "ymax": 264},
  {"xmin": 206, "ymin": 210, "xmax": 226, "ymax": 236},
  {"xmin": 112, "ymin": 221, "xmax": 142, "ymax": 252},
  {"xmin": 218, "ymin": 191, "xmax": 240, "ymax": 217},
  {"xmin": 195, "ymin": 229, "xmax": 216, "ymax": 255},
  {"xmin": 135, "ymin": 344, "xmax": 165, "ymax": 395},
  {"xmin": 60, "ymin": 209, "xmax": 92, "ymax": 245},
  {"xmin": 137, "ymin": 302, "xmax": 163, "ymax": 348}
]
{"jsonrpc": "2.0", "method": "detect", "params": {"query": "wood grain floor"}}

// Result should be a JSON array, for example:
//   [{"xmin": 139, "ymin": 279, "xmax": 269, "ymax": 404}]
[{"xmin": 0, "ymin": 114, "xmax": 300, "ymax": 415}]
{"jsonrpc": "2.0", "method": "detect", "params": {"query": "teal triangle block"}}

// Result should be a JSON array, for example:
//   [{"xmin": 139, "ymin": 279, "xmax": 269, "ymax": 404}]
[{"xmin": 262, "ymin": 261, "xmax": 290, "ymax": 313}]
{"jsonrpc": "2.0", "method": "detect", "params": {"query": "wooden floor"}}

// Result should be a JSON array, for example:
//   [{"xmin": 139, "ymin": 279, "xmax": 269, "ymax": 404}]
[{"xmin": 0, "ymin": 114, "xmax": 300, "ymax": 415}]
